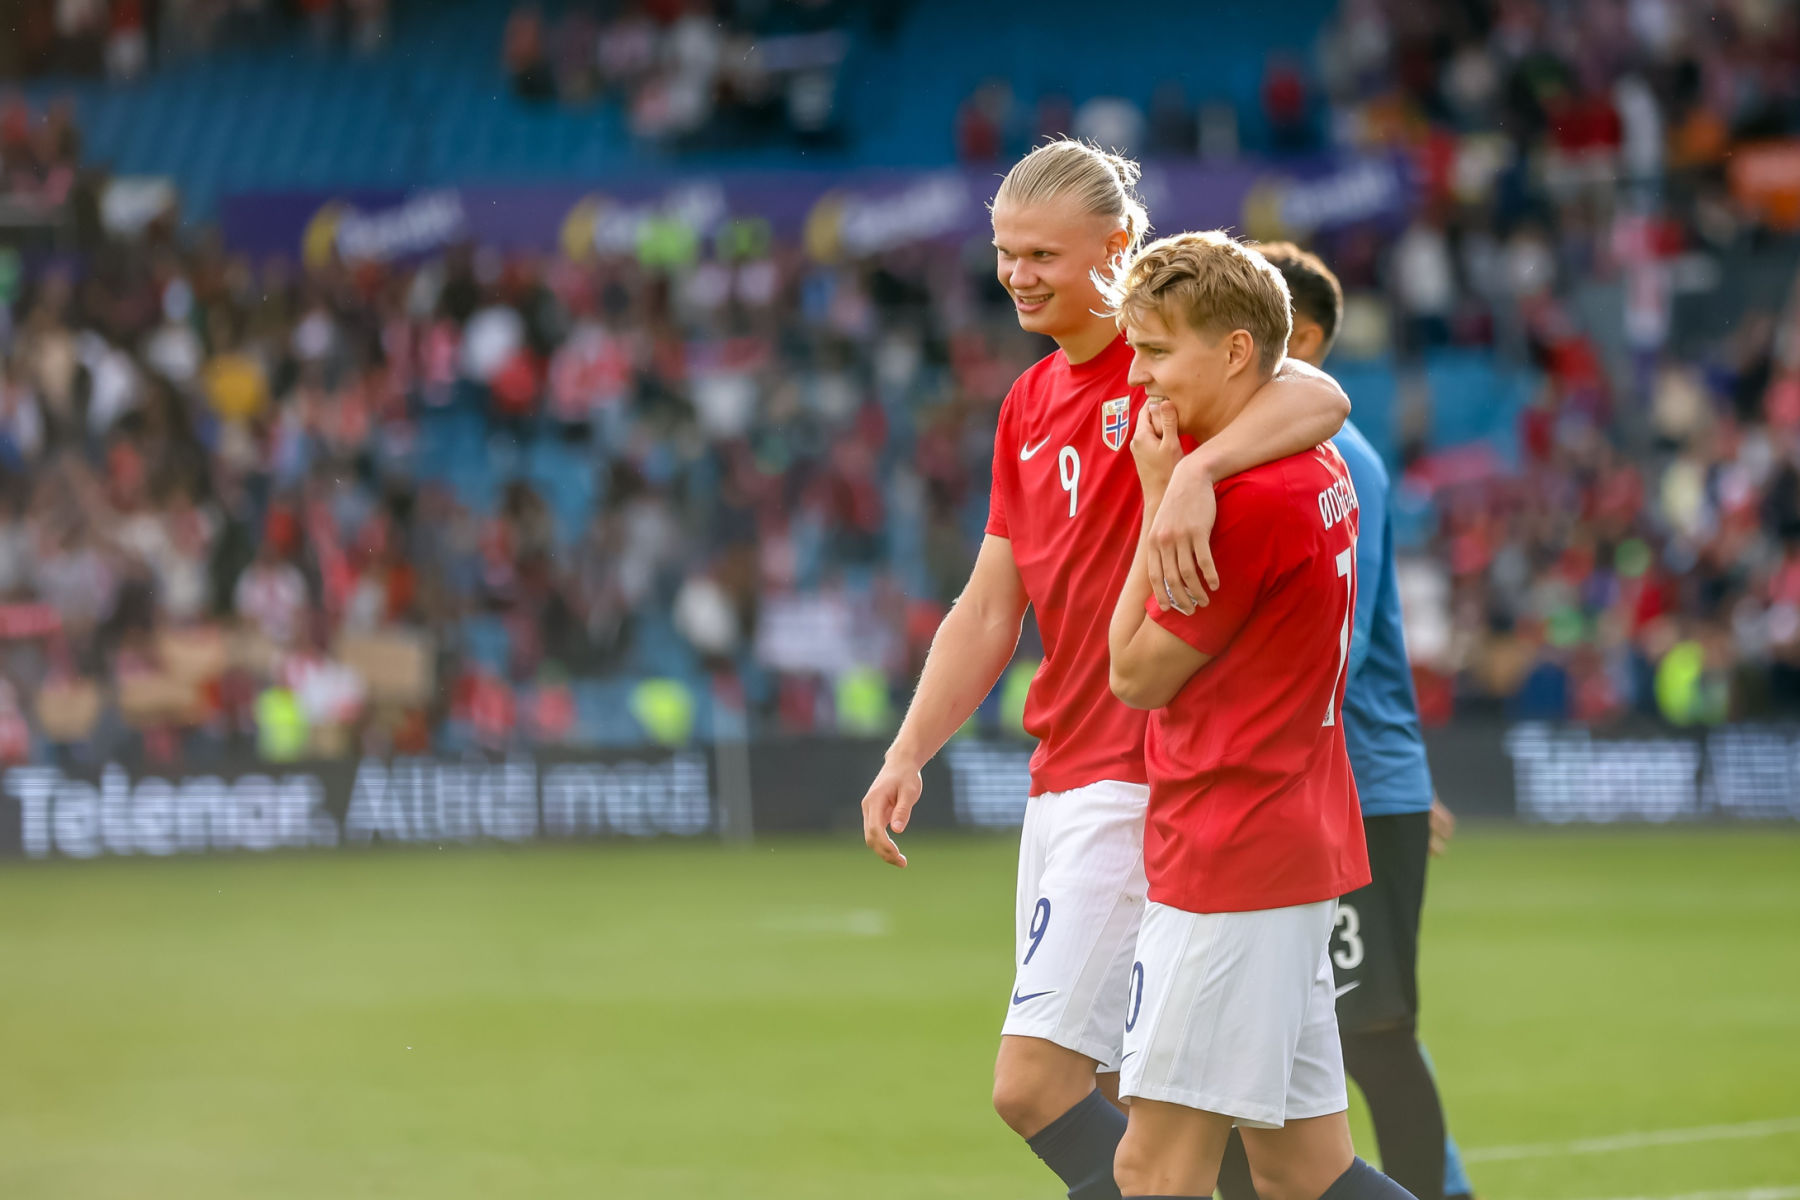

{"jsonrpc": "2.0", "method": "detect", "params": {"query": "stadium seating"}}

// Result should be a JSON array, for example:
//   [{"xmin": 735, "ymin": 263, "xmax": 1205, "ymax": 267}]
[{"xmin": 27, "ymin": 0, "xmax": 1336, "ymax": 214}]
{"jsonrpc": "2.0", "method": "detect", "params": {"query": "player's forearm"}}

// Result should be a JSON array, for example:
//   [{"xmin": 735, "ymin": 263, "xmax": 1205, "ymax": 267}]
[
  {"xmin": 1181, "ymin": 359, "xmax": 1349, "ymax": 486},
  {"xmin": 884, "ymin": 601, "xmax": 1022, "ymax": 771},
  {"xmin": 1109, "ymin": 497, "xmax": 1161, "ymax": 680}
]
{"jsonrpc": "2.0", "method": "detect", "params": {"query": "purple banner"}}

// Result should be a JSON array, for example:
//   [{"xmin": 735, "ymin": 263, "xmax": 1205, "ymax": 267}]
[{"xmin": 219, "ymin": 155, "xmax": 1413, "ymax": 266}]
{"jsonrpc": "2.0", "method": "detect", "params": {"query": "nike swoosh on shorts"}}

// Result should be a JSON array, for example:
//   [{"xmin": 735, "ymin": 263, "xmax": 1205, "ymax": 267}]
[
  {"xmin": 1334, "ymin": 981, "xmax": 1361, "ymax": 999},
  {"xmin": 1020, "ymin": 437, "xmax": 1050, "ymax": 460},
  {"xmin": 1011, "ymin": 988, "xmax": 1057, "ymax": 1006}
]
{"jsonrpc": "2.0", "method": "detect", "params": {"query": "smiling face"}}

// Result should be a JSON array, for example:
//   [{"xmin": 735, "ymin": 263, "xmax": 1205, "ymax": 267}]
[
  {"xmin": 1122, "ymin": 304, "xmax": 1260, "ymax": 440},
  {"xmin": 991, "ymin": 197, "xmax": 1129, "ymax": 348},
  {"xmin": 1105, "ymin": 230, "xmax": 1293, "ymax": 439}
]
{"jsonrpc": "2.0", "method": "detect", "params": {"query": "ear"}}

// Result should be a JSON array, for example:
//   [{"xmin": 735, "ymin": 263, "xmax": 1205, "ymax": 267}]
[
  {"xmin": 1225, "ymin": 329, "xmax": 1259, "ymax": 377},
  {"xmin": 1289, "ymin": 321, "xmax": 1325, "ymax": 365},
  {"xmin": 1104, "ymin": 223, "xmax": 1131, "ymax": 262}
]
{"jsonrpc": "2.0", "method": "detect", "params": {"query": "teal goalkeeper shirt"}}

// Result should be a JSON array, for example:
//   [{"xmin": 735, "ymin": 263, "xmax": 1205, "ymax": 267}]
[{"xmin": 1332, "ymin": 419, "xmax": 1435, "ymax": 816}]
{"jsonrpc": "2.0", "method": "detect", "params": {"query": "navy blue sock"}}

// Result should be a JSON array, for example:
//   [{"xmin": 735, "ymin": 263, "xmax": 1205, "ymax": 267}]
[
  {"xmin": 1342, "ymin": 1026, "xmax": 1445, "ymax": 1200},
  {"xmin": 1024, "ymin": 1089, "xmax": 1127, "ymax": 1200},
  {"xmin": 1320, "ymin": 1157, "xmax": 1419, "ymax": 1200}
]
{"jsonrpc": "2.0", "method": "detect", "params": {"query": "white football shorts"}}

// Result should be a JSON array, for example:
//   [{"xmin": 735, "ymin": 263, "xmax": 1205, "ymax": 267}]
[
  {"xmin": 1119, "ymin": 898, "xmax": 1349, "ymax": 1129},
  {"xmin": 999, "ymin": 780, "xmax": 1149, "ymax": 1071}
]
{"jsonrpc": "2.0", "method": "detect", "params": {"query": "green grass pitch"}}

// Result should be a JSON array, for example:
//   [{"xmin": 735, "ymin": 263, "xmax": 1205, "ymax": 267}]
[{"xmin": 0, "ymin": 827, "xmax": 1796, "ymax": 1199}]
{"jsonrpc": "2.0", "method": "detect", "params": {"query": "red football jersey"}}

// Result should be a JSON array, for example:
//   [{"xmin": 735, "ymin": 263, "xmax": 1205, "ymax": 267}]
[
  {"xmin": 1142, "ymin": 445, "xmax": 1371, "ymax": 913},
  {"xmin": 986, "ymin": 335, "xmax": 1150, "ymax": 796}
]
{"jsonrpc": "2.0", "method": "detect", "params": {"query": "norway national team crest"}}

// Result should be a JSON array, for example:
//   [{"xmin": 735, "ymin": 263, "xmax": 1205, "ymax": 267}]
[{"xmin": 1101, "ymin": 396, "xmax": 1131, "ymax": 451}]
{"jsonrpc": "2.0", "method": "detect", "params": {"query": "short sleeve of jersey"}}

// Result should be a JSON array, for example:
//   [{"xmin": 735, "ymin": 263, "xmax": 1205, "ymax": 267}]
[
  {"xmin": 1334, "ymin": 428, "xmax": 1388, "ymax": 682},
  {"xmin": 984, "ymin": 393, "xmax": 1012, "ymax": 538},
  {"xmin": 1146, "ymin": 476, "xmax": 1283, "ymax": 658}
]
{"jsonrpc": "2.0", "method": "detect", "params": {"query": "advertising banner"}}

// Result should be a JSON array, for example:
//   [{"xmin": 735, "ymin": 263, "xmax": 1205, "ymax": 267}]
[
  {"xmin": 0, "ymin": 749, "xmax": 713, "ymax": 861},
  {"xmin": 218, "ymin": 154, "xmax": 1415, "ymax": 268},
  {"xmin": 7, "ymin": 720, "xmax": 1796, "ymax": 861},
  {"xmin": 1502, "ymin": 722, "xmax": 1800, "ymax": 823}
]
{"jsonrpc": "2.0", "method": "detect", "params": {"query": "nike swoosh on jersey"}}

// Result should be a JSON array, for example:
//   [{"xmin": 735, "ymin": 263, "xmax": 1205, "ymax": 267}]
[
  {"xmin": 1334, "ymin": 981, "xmax": 1361, "ymax": 999},
  {"xmin": 1020, "ymin": 437, "xmax": 1051, "ymax": 460},
  {"xmin": 1011, "ymin": 988, "xmax": 1057, "ymax": 1006}
]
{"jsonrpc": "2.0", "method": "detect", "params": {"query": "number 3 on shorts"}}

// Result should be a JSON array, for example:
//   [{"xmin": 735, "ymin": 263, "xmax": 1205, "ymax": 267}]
[
  {"xmin": 1332, "ymin": 902, "xmax": 1364, "ymax": 970},
  {"xmin": 1023, "ymin": 897, "xmax": 1052, "ymax": 965}
]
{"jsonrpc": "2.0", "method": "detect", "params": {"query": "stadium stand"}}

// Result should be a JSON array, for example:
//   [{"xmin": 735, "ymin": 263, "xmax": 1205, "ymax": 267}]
[{"xmin": 0, "ymin": 0, "xmax": 1797, "ymax": 766}]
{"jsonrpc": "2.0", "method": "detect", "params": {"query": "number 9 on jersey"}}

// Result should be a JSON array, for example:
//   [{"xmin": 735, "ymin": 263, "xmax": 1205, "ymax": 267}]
[{"xmin": 1059, "ymin": 446, "xmax": 1080, "ymax": 518}]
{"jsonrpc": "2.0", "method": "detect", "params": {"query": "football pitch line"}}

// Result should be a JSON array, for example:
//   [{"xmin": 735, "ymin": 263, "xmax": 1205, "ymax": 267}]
[{"xmin": 1465, "ymin": 1115, "xmax": 1800, "ymax": 1163}]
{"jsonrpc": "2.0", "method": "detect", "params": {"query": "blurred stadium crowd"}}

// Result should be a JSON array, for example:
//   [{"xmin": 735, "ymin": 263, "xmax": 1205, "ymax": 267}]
[
  {"xmin": 2, "ymin": 0, "xmax": 393, "ymax": 77},
  {"xmin": 500, "ymin": 0, "xmax": 870, "ymax": 148},
  {"xmin": 0, "ymin": 0, "xmax": 1798, "ymax": 765}
]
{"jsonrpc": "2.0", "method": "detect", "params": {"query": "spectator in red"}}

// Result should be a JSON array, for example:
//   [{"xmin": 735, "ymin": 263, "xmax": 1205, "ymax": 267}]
[
  {"xmin": 234, "ymin": 513, "xmax": 309, "ymax": 648},
  {"xmin": 956, "ymin": 79, "xmax": 1011, "ymax": 163},
  {"xmin": 1262, "ymin": 53, "xmax": 1311, "ymax": 151},
  {"xmin": 106, "ymin": 0, "xmax": 147, "ymax": 81},
  {"xmin": 504, "ymin": 4, "xmax": 556, "ymax": 102}
]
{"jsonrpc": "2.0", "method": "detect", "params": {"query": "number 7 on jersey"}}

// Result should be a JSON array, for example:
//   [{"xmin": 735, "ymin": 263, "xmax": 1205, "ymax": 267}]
[{"xmin": 1324, "ymin": 546, "xmax": 1353, "ymax": 727}]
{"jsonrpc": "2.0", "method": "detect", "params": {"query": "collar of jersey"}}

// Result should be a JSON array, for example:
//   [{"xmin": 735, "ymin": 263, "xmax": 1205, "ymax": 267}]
[{"xmin": 1064, "ymin": 333, "xmax": 1131, "ymax": 378}]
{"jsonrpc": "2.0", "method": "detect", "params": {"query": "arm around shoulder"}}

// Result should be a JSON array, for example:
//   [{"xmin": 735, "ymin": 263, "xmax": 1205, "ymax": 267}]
[
  {"xmin": 1184, "ymin": 358, "xmax": 1349, "ymax": 483},
  {"xmin": 1149, "ymin": 362, "xmax": 1348, "ymax": 607}
]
